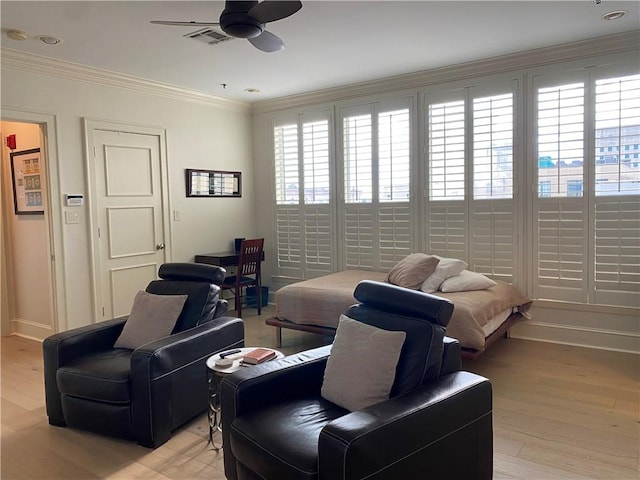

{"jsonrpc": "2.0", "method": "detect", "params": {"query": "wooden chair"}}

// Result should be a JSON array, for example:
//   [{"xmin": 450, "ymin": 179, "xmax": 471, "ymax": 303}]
[{"xmin": 222, "ymin": 238, "xmax": 264, "ymax": 317}]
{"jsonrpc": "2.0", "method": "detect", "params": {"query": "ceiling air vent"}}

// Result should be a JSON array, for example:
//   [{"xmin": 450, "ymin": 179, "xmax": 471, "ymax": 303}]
[{"xmin": 184, "ymin": 28, "xmax": 233, "ymax": 45}]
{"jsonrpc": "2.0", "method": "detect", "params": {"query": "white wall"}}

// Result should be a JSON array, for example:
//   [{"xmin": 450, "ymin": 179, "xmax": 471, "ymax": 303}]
[{"xmin": 1, "ymin": 62, "xmax": 255, "ymax": 334}]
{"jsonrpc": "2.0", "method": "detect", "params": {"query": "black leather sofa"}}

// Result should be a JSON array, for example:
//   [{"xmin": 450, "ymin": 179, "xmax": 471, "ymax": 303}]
[
  {"xmin": 43, "ymin": 262, "xmax": 244, "ymax": 448},
  {"xmin": 221, "ymin": 280, "xmax": 493, "ymax": 480}
]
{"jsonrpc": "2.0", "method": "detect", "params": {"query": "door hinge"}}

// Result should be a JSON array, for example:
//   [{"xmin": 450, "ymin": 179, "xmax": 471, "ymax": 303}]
[
  {"xmin": 102, "ymin": 306, "xmax": 105, "ymax": 317},
  {"xmin": 50, "ymin": 254, "xmax": 55, "ymax": 261},
  {"xmin": 98, "ymin": 227, "xmax": 101, "ymax": 238},
  {"xmin": 93, "ymin": 146, "xmax": 97, "ymax": 158}
]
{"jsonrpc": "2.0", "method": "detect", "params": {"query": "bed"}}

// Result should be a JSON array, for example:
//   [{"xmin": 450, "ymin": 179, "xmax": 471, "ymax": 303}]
[{"xmin": 265, "ymin": 270, "xmax": 531, "ymax": 358}]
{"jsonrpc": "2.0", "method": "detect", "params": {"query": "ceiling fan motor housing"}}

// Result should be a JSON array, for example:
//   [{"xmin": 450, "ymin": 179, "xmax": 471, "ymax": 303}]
[{"xmin": 220, "ymin": 1, "xmax": 264, "ymax": 38}]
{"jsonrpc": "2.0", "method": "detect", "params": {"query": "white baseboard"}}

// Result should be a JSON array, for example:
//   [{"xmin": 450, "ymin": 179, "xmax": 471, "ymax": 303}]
[
  {"xmin": 11, "ymin": 317, "xmax": 51, "ymax": 341},
  {"xmin": 511, "ymin": 302, "xmax": 639, "ymax": 354}
]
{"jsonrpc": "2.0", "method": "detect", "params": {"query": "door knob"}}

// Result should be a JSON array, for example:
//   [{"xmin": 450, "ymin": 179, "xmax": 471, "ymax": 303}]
[{"xmin": 156, "ymin": 243, "xmax": 165, "ymax": 250}]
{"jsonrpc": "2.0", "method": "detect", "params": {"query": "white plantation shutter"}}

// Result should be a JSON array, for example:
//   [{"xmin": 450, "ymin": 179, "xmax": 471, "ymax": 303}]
[
  {"xmin": 304, "ymin": 205, "xmax": 333, "ymax": 274},
  {"xmin": 379, "ymin": 109, "xmax": 411, "ymax": 201},
  {"xmin": 275, "ymin": 206, "xmax": 302, "ymax": 271},
  {"xmin": 534, "ymin": 199, "xmax": 586, "ymax": 302},
  {"xmin": 425, "ymin": 87, "xmax": 517, "ymax": 282},
  {"xmin": 303, "ymin": 120, "xmax": 330, "ymax": 204},
  {"xmin": 301, "ymin": 119, "xmax": 333, "ymax": 275},
  {"xmin": 470, "ymin": 201, "xmax": 515, "ymax": 281},
  {"xmin": 343, "ymin": 110, "xmax": 375, "ymax": 269},
  {"xmin": 379, "ymin": 204, "xmax": 412, "ymax": 270},
  {"xmin": 593, "ymin": 74, "xmax": 640, "ymax": 306},
  {"xmin": 594, "ymin": 75, "xmax": 640, "ymax": 195},
  {"xmin": 429, "ymin": 101, "xmax": 465, "ymax": 201},
  {"xmin": 274, "ymin": 122, "xmax": 302, "ymax": 277},
  {"xmin": 473, "ymin": 94, "xmax": 513, "ymax": 199},
  {"xmin": 532, "ymin": 71, "xmax": 640, "ymax": 307},
  {"xmin": 537, "ymin": 83, "xmax": 585, "ymax": 197},
  {"xmin": 340, "ymin": 99, "xmax": 413, "ymax": 271},
  {"xmin": 533, "ymin": 77, "xmax": 588, "ymax": 302},
  {"xmin": 344, "ymin": 204, "xmax": 375, "ymax": 269},
  {"xmin": 273, "ymin": 111, "xmax": 334, "ymax": 278},
  {"xmin": 274, "ymin": 123, "xmax": 299, "ymax": 205},
  {"xmin": 425, "ymin": 203, "xmax": 467, "ymax": 260},
  {"xmin": 426, "ymin": 96, "xmax": 468, "ymax": 260},
  {"xmin": 344, "ymin": 113, "xmax": 373, "ymax": 203},
  {"xmin": 378, "ymin": 107, "xmax": 412, "ymax": 268},
  {"xmin": 594, "ymin": 199, "xmax": 640, "ymax": 307},
  {"xmin": 470, "ymin": 91, "xmax": 516, "ymax": 282}
]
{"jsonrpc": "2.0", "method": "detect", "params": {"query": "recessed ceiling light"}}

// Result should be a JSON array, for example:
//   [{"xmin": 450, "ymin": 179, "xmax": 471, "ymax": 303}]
[
  {"xmin": 244, "ymin": 88, "xmax": 261, "ymax": 94},
  {"xmin": 7, "ymin": 30, "xmax": 28, "ymax": 41},
  {"xmin": 602, "ymin": 10, "xmax": 627, "ymax": 20},
  {"xmin": 38, "ymin": 35, "xmax": 62, "ymax": 45}
]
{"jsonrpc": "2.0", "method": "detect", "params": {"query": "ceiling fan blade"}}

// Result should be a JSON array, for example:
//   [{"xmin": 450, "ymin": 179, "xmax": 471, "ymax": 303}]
[
  {"xmin": 150, "ymin": 20, "xmax": 220, "ymax": 26},
  {"xmin": 248, "ymin": 1, "xmax": 302, "ymax": 24},
  {"xmin": 248, "ymin": 30, "xmax": 285, "ymax": 52}
]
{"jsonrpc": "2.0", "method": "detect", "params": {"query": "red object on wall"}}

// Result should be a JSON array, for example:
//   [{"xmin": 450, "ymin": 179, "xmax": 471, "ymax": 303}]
[{"xmin": 6, "ymin": 134, "xmax": 16, "ymax": 150}]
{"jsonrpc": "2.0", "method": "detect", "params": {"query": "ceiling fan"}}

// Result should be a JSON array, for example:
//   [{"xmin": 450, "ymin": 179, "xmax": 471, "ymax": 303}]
[{"xmin": 151, "ymin": 0, "xmax": 302, "ymax": 52}]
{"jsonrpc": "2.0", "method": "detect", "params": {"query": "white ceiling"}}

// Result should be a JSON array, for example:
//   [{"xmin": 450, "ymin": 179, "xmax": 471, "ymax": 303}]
[{"xmin": 1, "ymin": 1, "xmax": 638, "ymax": 103}]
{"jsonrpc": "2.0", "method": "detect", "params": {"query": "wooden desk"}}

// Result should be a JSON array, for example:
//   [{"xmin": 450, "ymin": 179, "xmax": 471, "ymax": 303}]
[{"xmin": 195, "ymin": 250, "xmax": 264, "ymax": 268}]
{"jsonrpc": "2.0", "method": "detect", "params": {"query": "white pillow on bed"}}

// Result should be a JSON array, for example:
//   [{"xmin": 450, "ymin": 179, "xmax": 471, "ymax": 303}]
[
  {"xmin": 420, "ymin": 256, "xmax": 468, "ymax": 293},
  {"xmin": 439, "ymin": 270, "xmax": 497, "ymax": 292}
]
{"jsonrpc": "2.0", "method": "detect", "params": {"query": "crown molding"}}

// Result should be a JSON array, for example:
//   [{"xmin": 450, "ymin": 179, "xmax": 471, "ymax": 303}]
[
  {"xmin": 0, "ymin": 48, "xmax": 250, "ymax": 113},
  {"xmin": 251, "ymin": 30, "xmax": 640, "ymax": 115}
]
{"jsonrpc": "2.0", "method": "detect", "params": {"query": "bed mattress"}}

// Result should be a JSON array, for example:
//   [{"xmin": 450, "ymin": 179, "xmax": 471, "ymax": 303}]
[{"xmin": 275, "ymin": 269, "xmax": 531, "ymax": 351}]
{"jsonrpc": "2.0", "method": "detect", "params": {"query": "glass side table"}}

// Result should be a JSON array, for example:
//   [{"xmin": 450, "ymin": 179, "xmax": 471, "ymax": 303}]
[{"xmin": 206, "ymin": 347, "xmax": 284, "ymax": 450}]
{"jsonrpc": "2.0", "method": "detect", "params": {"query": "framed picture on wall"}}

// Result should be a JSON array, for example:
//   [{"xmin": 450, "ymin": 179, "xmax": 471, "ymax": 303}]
[
  {"xmin": 10, "ymin": 148, "xmax": 44, "ymax": 215},
  {"xmin": 185, "ymin": 169, "xmax": 242, "ymax": 197}
]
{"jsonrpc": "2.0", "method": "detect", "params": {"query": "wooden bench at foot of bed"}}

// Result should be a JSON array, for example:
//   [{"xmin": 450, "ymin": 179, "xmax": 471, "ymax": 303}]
[{"xmin": 266, "ymin": 311, "xmax": 525, "ymax": 360}]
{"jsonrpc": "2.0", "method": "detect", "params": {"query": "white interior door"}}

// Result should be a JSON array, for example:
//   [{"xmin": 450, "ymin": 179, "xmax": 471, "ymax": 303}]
[{"xmin": 89, "ymin": 125, "xmax": 169, "ymax": 320}]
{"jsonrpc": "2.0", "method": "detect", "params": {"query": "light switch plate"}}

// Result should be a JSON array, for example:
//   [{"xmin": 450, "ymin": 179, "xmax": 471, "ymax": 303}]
[{"xmin": 65, "ymin": 211, "xmax": 80, "ymax": 224}]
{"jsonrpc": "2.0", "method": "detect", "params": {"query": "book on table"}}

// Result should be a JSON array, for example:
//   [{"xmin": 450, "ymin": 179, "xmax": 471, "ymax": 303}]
[{"xmin": 243, "ymin": 348, "xmax": 277, "ymax": 364}]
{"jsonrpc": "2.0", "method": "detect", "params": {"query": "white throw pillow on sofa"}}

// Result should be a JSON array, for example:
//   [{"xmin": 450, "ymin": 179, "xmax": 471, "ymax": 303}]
[
  {"xmin": 321, "ymin": 315, "xmax": 406, "ymax": 411},
  {"xmin": 420, "ymin": 256, "xmax": 468, "ymax": 293}
]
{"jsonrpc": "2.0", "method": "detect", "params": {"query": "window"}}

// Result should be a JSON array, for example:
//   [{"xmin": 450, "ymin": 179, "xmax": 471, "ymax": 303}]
[
  {"xmin": 379, "ymin": 109, "xmax": 411, "ymax": 201},
  {"xmin": 341, "ymin": 107, "xmax": 412, "ymax": 203},
  {"xmin": 274, "ymin": 124, "xmax": 299, "ymax": 205},
  {"xmin": 473, "ymin": 93, "xmax": 513, "ymax": 199},
  {"xmin": 533, "ymin": 79, "xmax": 587, "ymax": 302},
  {"xmin": 567, "ymin": 179, "xmax": 583, "ymax": 196},
  {"xmin": 537, "ymin": 83, "xmax": 585, "ymax": 198},
  {"xmin": 593, "ymin": 74, "xmax": 640, "ymax": 307},
  {"xmin": 594, "ymin": 74, "xmax": 640, "ymax": 195},
  {"xmin": 533, "ymin": 72, "xmax": 640, "ymax": 307},
  {"xmin": 273, "ymin": 111, "xmax": 334, "ymax": 277},
  {"xmin": 539, "ymin": 181, "xmax": 552, "ymax": 197},
  {"xmin": 341, "ymin": 99, "xmax": 414, "ymax": 270},
  {"xmin": 343, "ymin": 114, "xmax": 373, "ymax": 203},
  {"xmin": 268, "ymin": 59, "xmax": 638, "ymax": 310},
  {"xmin": 425, "ymin": 87, "xmax": 517, "ymax": 280},
  {"xmin": 303, "ymin": 120, "xmax": 330, "ymax": 204},
  {"xmin": 428, "ymin": 101, "xmax": 465, "ymax": 201}
]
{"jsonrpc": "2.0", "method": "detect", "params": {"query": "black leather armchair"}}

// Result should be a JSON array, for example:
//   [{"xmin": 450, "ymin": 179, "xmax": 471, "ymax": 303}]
[
  {"xmin": 43, "ymin": 263, "xmax": 244, "ymax": 448},
  {"xmin": 221, "ymin": 280, "xmax": 493, "ymax": 480}
]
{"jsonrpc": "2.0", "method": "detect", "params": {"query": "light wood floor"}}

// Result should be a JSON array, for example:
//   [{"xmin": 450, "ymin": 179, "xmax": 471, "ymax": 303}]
[{"xmin": 1, "ymin": 305, "xmax": 638, "ymax": 479}]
